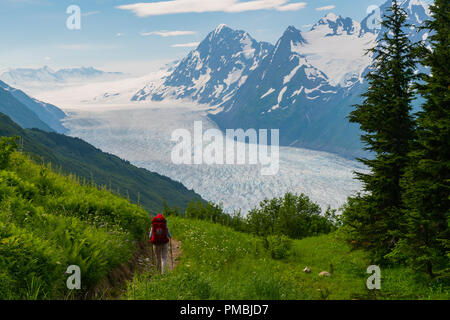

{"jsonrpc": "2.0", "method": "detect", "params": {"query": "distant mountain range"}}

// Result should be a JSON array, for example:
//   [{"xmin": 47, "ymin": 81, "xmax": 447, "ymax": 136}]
[
  {"xmin": 0, "ymin": 66, "xmax": 123, "ymax": 86},
  {"xmin": 0, "ymin": 75, "xmax": 205, "ymax": 212},
  {"xmin": 133, "ymin": 0, "xmax": 430, "ymax": 158}
]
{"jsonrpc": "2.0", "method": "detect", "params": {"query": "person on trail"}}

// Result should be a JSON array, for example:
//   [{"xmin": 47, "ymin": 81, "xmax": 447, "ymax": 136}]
[{"xmin": 149, "ymin": 213, "xmax": 172, "ymax": 274}]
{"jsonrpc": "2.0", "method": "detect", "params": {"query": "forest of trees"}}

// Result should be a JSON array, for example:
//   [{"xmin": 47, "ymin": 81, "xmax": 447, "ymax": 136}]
[{"xmin": 342, "ymin": 0, "xmax": 449, "ymax": 279}]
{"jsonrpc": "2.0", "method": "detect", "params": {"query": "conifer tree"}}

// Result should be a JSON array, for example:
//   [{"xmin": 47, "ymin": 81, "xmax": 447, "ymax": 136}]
[
  {"xmin": 344, "ymin": 1, "xmax": 417, "ymax": 261},
  {"xmin": 393, "ymin": 0, "xmax": 449, "ymax": 277}
]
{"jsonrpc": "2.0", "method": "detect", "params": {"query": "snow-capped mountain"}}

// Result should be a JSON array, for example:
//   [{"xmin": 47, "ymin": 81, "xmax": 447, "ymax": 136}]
[
  {"xmin": 214, "ymin": 25, "xmax": 336, "ymax": 117},
  {"xmin": 132, "ymin": 0, "xmax": 431, "ymax": 158},
  {"xmin": 301, "ymin": 13, "xmax": 377, "ymax": 87},
  {"xmin": 210, "ymin": 24, "xmax": 366, "ymax": 157},
  {"xmin": 134, "ymin": 13, "xmax": 376, "ymax": 105},
  {"xmin": 0, "ymin": 66, "xmax": 123, "ymax": 86},
  {"xmin": 132, "ymin": 24, "xmax": 273, "ymax": 105}
]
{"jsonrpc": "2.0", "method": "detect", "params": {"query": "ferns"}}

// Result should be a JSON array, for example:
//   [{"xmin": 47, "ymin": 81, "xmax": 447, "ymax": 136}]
[{"xmin": 0, "ymin": 141, "xmax": 151, "ymax": 299}]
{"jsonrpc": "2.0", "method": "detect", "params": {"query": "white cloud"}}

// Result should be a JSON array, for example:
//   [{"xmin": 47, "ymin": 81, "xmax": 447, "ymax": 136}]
[
  {"xmin": 316, "ymin": 5, "xmax": 335, "ymax": 11},
  {"xmin": 141, "ymin": 30, "xmax": 197, "ymax": 37},
  {"xmin": 58, "ymin": 44, "xmax": 90, "ymax": 50},
  {"xmin": 117, "ymin": 0, "xmax": 307, "ymax": 17},
  {"xmin": 171, "ymin": 42, "xmax": 200, "ymax": 48},
  {"xmin": 57, "ymin": 44, "xmax": 117, "ymax": 51},
  {"xmin": 116, "ymin": 33, "xmax": 125, "ymax": 37},
  {"xmin": 277, "ymin": 2, "xmax": 307, "ymax": 11},
  {"xmin": 82, "ymin": 11, "xmax": 100, "ymax": 17}
]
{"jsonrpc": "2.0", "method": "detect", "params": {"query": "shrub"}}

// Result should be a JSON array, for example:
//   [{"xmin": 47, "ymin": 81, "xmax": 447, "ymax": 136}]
[
  {"xmin": 246, "ymin": 193, "xmax": 337, "ymax": 239},
  {"xmin": 0, "ymin": 222, "xmax": 66, "ymax": 299},
  {"xmin": 265, "ymin": 235, "xmax": 292, "ymax": 260},
  {"xmin": 0, "ymin": 136, "xmax": 18, "ymax": 170}
]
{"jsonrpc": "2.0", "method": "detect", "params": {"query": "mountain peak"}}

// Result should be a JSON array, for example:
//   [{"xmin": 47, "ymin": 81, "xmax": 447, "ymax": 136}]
[
  {"xmin": 42, "ymin": 65, "xmax": 55, "ymax": 73},
  {"xmin": 404, "ymin": 0, "xmax": 428, "ymax": 10},
  {"xmin": 312, "ymin": 13, "xmax": 360, "ymax": 36},
  {"xmin": 281, "ymin": 25, "xmax": 305, "ymax": 42},
  {"xmin": 213, "ymin": 23, "xmax": 231, "ymax": 36},
  {"xmin": 286, "ymin": 25, "xmax": 298, "ymax": 31},
  {"xmin": 271, "ymin": 26, "xmax": 306, "ymax": 59},
  {"xmin": 324, "ymin": 12, "xmax": 339, "ymax": 22}
]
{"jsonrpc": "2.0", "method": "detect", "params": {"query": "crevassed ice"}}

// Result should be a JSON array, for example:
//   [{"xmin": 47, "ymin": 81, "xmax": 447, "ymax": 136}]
[{"xmin": 63, "ymin": 102, "xmax": 365, "ymax": 214}]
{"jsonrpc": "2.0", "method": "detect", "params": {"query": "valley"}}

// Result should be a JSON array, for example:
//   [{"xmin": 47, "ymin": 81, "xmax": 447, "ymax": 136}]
[{"xmin": 57, "ymin": 100, "xmax": 364, "ymax": 214}]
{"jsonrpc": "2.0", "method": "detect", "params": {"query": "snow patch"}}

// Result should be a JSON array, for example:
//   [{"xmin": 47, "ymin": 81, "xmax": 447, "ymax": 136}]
[{"xmin": 261, "ymin": 88, "xmax": 275, "ymax": 99}]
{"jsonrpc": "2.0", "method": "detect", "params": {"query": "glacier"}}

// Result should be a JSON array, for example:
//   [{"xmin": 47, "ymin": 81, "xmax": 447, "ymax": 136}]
[{"xmin": 60, "ymin": 101, "xmax": 365, "ymax": 214}]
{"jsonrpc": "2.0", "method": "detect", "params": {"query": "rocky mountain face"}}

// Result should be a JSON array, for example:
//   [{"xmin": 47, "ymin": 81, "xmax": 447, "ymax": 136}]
[
  {"xmin": 132, "ymin": 0, "xmax": 431, "ymax": 158},
  {"xmin": 133, "ymin": 24, "xmax": 273, "ymax": 106}
]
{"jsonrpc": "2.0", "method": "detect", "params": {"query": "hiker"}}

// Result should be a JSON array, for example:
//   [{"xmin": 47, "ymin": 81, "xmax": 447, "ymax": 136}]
[{"xmin": 149, "ymin": 213, "xmax": 172, "ymax": 274}]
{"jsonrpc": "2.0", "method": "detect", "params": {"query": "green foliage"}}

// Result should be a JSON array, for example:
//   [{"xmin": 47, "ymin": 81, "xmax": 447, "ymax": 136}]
[
  {"xmin": 246, "ymin": 193, "xmax": 337, "ymax": 239},
  {"xmin": 170, "ymin": 199, "xmax": 248, "ymax": 233},
  {"xmin": 126, "ymin": 217, "xmax": 300, "ymax": 300},
  {"xmin": 345, "ymin": 1, "xmax": 418, "ymax": 262},
  {"xmin": 184, "ymin": 201, "xmax": 230, "ymax": 225},
  {"xmin": 0, "ymin": 221, "xmax": 66, "ymax": 299},
  {"xmin": 0, "ymin": 151, "xmax": 151, "ymax": 299},
  {"xmin": 126, "ymin": 216, "xmax": 449, "ymax": 300},
  {"xmin": 393, "ymin": 0, "xmax": 450, "ymax": 277},
  {"xmin": 265, "ymin": 235, "xmax": 292, "ymax": 260},
  {"xmin": 0, "ymin": 136, "xmax": 18, "ymax": 169},
  {"xmin": 172, "ymin": 193, "xmax": 337, "ymax": 241},
  {"xmin": 344, "ymin": 1, "xmax": 449, "ymax": 278}
]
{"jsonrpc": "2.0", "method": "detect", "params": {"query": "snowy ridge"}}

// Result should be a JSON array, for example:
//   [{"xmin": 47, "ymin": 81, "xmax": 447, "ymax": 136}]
[
  {"xmin": 128, "ymin": 0, "xmax": 430, "ymax": 159},
  {"xmin": 0, "ymin": 66, "xmax": 123, "ymax": 86},
  {"xmin": 132, "ymin": 25, "xmax": 273, "ymax": 106}
]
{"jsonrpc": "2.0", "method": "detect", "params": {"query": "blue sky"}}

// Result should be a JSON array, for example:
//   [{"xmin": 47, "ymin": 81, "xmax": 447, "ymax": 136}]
[{"xmin": 0, "ymin": 0, "xmax": 434, "ymax": 75}]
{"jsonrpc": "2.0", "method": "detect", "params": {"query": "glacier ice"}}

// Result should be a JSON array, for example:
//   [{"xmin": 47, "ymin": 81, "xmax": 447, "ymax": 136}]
[{"xmin": 63, "ymin": 102, "xmax": 365, "ymax": 214}]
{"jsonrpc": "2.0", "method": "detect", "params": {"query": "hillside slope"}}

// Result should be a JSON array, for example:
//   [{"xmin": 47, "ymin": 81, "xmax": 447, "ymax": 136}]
[
  {"xmin": 0, "ymin": 142, "xmax": 151, "ymax": 299},
  {"xmin": 126, "ymin": 217, "xmax": 448, "ymax": 300},
  {"xmin": 0, "ymin": 86, "xmax": 54, "ymax": 132},
  {"xmin": 0, "ymin": 80, "xmax": 67, "ymax": 133},
  {"xmin": 0, "ymin": 113, "xmax": 204, "ymax": 213}
]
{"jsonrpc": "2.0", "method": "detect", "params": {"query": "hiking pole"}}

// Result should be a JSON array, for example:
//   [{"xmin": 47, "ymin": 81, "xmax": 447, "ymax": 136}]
[
  {"xmin": 170, "ymin": 238, "xmax": 174, "ymax": 269},
  {"xmin": 149, "ymin": 231, "xmax": 155, "ymax": 269}
]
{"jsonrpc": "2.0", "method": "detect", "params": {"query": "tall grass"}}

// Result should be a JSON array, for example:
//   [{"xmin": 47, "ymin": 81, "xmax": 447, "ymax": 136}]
[
  {"xmin": 0, "ymin": 151, "xmax": 151, "ymax": 299},
  {"xmin": 126, "ymin": 216, "xmax": 449, "ymax": 300}
]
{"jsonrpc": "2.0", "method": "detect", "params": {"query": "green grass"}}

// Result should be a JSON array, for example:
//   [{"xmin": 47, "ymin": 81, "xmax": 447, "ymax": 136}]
[
  {"xmin": 0, "ymin": 151, "xmax": 151, "ymax": 299},
  {"xmin": 126, "ymin": 216, "xmax": 449, "ymax": 300}
]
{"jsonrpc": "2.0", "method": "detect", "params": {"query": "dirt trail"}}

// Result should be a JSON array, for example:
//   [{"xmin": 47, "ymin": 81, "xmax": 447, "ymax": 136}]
[{"xmin": 88, "ymin": 239, "xmax": 182, "ymax": 299}]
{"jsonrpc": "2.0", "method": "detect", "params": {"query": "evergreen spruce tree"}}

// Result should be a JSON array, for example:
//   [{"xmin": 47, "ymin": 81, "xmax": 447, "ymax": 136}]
[
  {"xmin": 392, "ymin": 0, "xmax": 449, "ymax": 277},
  {"xmin": 343, "ymin": 1, "xmax": 417, "ymax": 262}
]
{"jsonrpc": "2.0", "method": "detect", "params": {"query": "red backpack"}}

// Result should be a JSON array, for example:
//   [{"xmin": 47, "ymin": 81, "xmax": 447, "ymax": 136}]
[{"xmin": 150, "ymin": 214, "xmax": 169, "ymax": 245}]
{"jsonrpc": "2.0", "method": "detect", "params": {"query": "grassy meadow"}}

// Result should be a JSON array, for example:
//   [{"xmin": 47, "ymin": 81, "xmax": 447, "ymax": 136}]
[
  {"xmin": 1, "ymin": 137, "xmax": 447, "ymax": 300},
  {"xmin": 125, "ymin": 216, "xmax": 448, "ymax": 300}
]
